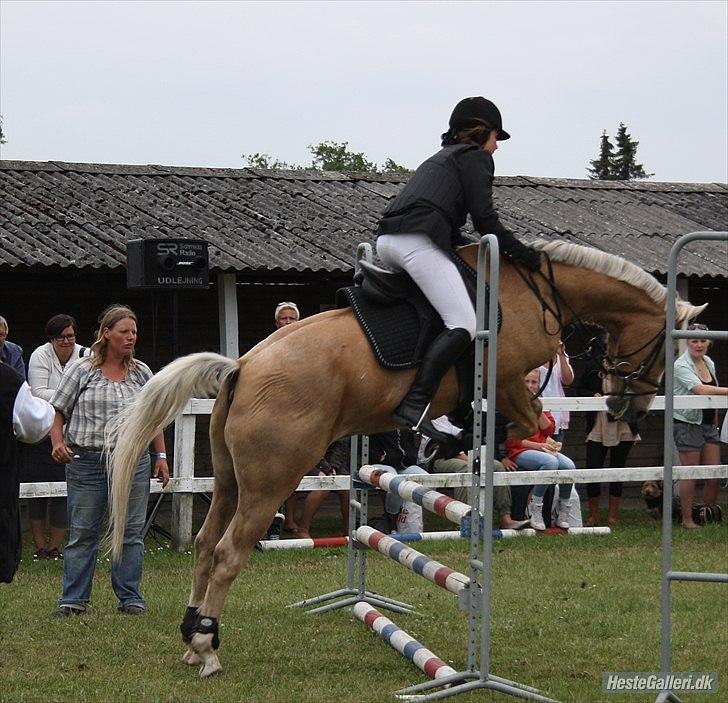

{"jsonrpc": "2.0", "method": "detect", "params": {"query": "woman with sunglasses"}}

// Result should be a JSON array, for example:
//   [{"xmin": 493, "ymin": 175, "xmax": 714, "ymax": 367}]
[
  {"xmin": 24, "ymin": 314, "xmax": 88, "ymax": 559},
  {"xmin": 673, "ymin": 323, "xmax": 728, "ymax": 528}
]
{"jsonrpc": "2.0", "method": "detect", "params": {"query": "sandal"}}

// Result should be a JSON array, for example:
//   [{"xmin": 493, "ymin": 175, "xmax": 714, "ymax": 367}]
[
  {"xmin": 46, "ymin": 548, "xmax": 63, "ymax": 560},
  {"xmin": 33, "ymin": 548, "xmax": 49, "ymax": 560}
]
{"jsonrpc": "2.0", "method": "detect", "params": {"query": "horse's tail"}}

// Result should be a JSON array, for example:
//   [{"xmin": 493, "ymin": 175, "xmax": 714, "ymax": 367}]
[{"xmin": 107, "ymin": 352, "xmax": 239, "ymax": 559}]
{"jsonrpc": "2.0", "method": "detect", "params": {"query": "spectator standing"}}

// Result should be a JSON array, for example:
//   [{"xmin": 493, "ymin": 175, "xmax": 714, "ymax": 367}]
[
  {"xmin": 50, "ymin": 305, "xmax": 169, "ymax": 616},
  {"xmin": 23, "ymin": 314, "xmax": 88, "ymax": 559},
  {"xmin": 1, "ymin": 362, "xmax": 54, "ymax": 583},
  {"xmin": 0, "ymin": 315, "xmax": 26, "ymax": 377},
  {"xmin": 534, "ymin": 341, "xmax": 573, "ymax": 525},
  {"xmin": 270, "ymin": 302, "xmax": 305, "ymax": 535},
  {"xmin": 296, "ymin": 438, "xmax": 350, "ymax": 539},
  {"xmin": 673, "ymin": 323, "xmax": 727, "ymax": 529},
  {"xmin": 580, "ymin": 354, "xmax": 640, "ymax": 528},
  {"xmin": 539, "ymin": 340, "xmax": 573, "ymax": 442}
]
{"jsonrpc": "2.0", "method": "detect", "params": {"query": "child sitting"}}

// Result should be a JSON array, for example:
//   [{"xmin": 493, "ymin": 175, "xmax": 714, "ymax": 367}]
[{"xmin": 505, "ymin": 369, "xmax": 576, "ymax": 530}]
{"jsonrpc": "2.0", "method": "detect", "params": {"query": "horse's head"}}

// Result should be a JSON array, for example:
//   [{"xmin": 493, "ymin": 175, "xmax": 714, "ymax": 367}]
[{"xmin": 603, "ymin": 300, "xmax": 707, "ymax": 422}]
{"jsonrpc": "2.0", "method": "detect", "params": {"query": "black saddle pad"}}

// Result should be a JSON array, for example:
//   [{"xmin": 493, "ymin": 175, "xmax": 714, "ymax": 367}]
[
  {"xmin": 337, "ymin": 252, "xmax": 501, "ymax": 370},
  {"xmin": 337, "ymin": 287, "xmax": 441, "ymax": 369}
]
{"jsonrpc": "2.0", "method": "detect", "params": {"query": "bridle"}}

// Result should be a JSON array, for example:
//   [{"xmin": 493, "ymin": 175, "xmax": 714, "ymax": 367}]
[
  {"xmin": 511, "ymin": 253, "xmax": 666, "ymax": 404},
  {"xmin": 598, "ymin": 327, "xmax": 666, "ymax": 398}
]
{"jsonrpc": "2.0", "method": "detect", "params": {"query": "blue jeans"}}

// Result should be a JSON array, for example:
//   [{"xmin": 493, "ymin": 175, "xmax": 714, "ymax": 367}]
[
  {"xmin": 59, "ymin": 450, "xmax": 150, "ymax": 610},
  {"xmin": 515, "ymin": 450, "xmax": 574, "ymax": 499}
]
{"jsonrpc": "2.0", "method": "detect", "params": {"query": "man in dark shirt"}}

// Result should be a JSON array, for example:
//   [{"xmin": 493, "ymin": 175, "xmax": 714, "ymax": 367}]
[{"xmin": 1, "ymin": 362, "xmax": 54, "ymax": 582}]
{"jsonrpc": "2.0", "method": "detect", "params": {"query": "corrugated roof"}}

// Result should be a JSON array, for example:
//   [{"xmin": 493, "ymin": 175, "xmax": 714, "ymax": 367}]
[{"xmin": 1, "ymin": 160, "xmax": 726, "ymax": 277}]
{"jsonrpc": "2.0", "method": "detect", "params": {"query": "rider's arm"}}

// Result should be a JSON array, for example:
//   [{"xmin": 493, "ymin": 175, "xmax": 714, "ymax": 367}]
[{"xmin": 458, "ymin": 148, "xmax": 511, "ymax": 239}]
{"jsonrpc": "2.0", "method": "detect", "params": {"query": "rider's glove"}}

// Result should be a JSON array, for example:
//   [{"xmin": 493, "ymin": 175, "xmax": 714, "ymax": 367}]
[{"xmin": 501, "ymin": 238, "xmax": 541, "ymax": 272}]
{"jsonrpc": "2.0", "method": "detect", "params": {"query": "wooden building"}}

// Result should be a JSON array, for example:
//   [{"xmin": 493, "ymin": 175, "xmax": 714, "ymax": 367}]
[{"xmin": 1, "ymin": 160, "xmax": 726, "ymax": 468}]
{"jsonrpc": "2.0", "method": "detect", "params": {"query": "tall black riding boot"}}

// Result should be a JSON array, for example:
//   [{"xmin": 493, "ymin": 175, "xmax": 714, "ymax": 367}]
[{"xmin": 392, "ymin": 328, "xmax": 471, "ymax": 442}]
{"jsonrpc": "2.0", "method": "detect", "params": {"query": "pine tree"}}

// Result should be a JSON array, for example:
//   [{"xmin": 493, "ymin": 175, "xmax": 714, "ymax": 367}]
[
  {"xmin": 612, "ymin": 123, "xmax": 652, "ymax": 180},
  {"xmin": 587, "ymin": 124, "xmax": 652, "ymax": 180},
  {"xmin": 587, "ymin": 130, "xmax": 616, "ymax": 180}
]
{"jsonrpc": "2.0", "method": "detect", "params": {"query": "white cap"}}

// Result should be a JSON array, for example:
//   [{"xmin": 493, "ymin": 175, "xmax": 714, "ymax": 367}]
[{"xmin": 274, "ymin": 301, "xmax": 300, "ymax": 321}]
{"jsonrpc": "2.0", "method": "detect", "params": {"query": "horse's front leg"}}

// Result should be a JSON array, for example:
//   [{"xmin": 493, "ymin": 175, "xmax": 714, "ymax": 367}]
[{"xmin": 497, "ymin": 375, "xmax": 540, "ymax": 439}]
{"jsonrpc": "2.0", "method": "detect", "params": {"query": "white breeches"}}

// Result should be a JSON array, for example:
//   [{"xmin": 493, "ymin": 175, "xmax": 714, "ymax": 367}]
[{"xmin": 376, "ymin": 233, "xmax": 476, "ymax": 340}]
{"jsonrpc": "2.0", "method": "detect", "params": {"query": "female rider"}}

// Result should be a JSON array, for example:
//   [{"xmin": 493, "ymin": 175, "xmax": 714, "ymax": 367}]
[{"xmin": 376, "ymin": 96, "xmax": 541, "ymax": 440}]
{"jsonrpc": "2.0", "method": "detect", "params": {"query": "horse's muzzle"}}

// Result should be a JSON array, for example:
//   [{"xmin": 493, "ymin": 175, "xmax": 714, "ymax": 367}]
[{"xmin": 605, "ymin": 394, "xmax": 629, "ymax": 420}]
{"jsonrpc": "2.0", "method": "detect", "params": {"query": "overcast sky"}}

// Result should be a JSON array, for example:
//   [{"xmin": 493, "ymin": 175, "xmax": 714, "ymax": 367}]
[{"xmin": 1, "ymin": 0, "xmax": 726, "ymax": 182}]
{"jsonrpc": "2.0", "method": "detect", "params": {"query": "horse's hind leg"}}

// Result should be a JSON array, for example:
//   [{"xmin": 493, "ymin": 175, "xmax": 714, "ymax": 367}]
[
  {"xmin": 189, "ymin": 491, "xmax": 283, "ymax": 677},
  {"xmin": 181, "ymin": 400, "xmax": 238, "ymax": 666}
]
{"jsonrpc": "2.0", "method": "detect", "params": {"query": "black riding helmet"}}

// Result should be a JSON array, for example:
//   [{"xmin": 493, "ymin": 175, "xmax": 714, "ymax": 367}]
[{"xmin": 446, "ymin": 96, "xmax": 510, "ymax": 141}]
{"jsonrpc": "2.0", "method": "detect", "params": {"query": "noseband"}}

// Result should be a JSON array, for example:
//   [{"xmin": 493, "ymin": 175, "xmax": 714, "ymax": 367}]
[{"xmin": 599, "ymin": 328, "xmax": 666, "ymax": 398}]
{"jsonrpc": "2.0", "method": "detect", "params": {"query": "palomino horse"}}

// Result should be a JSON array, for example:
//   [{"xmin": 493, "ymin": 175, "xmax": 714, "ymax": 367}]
[{"xmin": 107, "ymin": 240, "xmax": 703, "ymax": 677}]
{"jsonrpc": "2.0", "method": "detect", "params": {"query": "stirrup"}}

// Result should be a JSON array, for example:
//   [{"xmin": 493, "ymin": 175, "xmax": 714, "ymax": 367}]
[{"xmin": 392, "ymin": 405, "xmax": 452, "ymax": 443}]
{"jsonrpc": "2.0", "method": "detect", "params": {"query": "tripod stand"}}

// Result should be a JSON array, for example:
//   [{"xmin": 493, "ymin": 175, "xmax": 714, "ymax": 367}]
[{"xmin": 143, "ymin": 493, "xmax": 172, "ymax": 544}]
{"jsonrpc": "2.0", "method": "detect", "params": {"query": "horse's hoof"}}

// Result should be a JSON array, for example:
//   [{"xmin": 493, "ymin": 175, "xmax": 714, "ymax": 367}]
[
  {"xmin": 199, "ymin": 655, "xmax": 223, "ymax": 678},
  {"xmin": 182, "ymin": 648, "xmax": 202, "ymax": 666}
]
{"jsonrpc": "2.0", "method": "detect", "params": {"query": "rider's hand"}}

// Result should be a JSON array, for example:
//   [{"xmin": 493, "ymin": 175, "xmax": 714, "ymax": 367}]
[{"xmin": 503, "ymin": 239, "xmax": 541, "ymax": 271}]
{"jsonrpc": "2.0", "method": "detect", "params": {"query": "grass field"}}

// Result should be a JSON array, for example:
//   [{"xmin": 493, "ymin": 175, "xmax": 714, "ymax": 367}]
[{"xmin": 1, "ymin": 509, "xmax": 726, "ymax": 703}]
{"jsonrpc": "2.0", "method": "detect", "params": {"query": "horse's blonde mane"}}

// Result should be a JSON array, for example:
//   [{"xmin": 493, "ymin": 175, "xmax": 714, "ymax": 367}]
[{"xmin": 531, "ymin": 239, "xmax": 668, "ymax": 305}]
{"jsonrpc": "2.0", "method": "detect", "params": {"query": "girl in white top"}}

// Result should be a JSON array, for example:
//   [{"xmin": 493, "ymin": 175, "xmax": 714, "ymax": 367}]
[
  {"xmin": 27, "ymin": 324, "xmax": 87, "ymax": 401},
  {"xmin": 538, "ymin": 340, "xmax": 573, "ymax": 440}
]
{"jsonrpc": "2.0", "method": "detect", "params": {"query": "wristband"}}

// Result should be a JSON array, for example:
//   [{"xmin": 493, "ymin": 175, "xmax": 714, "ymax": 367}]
[{"xmin": 153, "ymin": 452, "xmax": 167, "ymax": 460}]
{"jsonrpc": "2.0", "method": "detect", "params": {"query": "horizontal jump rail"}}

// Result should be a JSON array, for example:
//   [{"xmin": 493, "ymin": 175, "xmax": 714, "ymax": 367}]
[
  {"xmin": 258, "ymin": 527, "xmax": 611, "ymax": 551},
  {"xmin": 354, "ymin": 603, "xmax": 458, "ymax": 681},
  {"xmin": 258, "ymin": 531, "xmax": 462, "ymax": 551},
  {"xmin": 358, "ymin": 466, "xmax": 472, "ymax": 526},
  {"xmin": 355, "ymin": 526, "xmax": 470, "ymax": 596}
]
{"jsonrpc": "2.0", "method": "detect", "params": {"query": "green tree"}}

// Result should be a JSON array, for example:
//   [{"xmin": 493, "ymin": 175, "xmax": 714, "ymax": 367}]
[
  {"xmin": 308, "ymin": 141, "xmax": 377, "ymax": 172},
  {"xmin": 381, "ymin": 158, "xmax": 413, "ymax": 174},
  {"xmin": 587, "ymin": 130, "xmax": 616, "ymax": 180},
  {"xmin": 241, "ymin": 142, "xmax": 410, "ymax": 173},
  {"xmin": 612, "ymin": 123, "xmax": 652, "ymax": 180},
  {"xmin": 242, "ymin": 152, "xmax": 301, "ymax": 170},
  {"xmin": 588, "ymin": 123, "xmax": 651, "ymax": 181}
]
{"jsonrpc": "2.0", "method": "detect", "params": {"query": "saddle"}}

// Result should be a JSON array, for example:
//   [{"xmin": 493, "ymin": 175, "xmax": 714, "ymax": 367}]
[{"xmin": 336, "ymin": 248, "xmax": 501, "ymax": 425}]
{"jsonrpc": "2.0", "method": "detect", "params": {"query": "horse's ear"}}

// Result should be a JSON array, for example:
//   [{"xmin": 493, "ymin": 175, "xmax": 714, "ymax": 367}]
[{"xmin": 675, "ymin": 302, "xmax": 708, "ymax": 325}]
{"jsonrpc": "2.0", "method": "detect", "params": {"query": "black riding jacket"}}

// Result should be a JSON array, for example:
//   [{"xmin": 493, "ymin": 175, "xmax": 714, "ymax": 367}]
[{"xmin": 377, "ymin": 143, "xmax": 515, "ymax": 252}]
